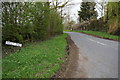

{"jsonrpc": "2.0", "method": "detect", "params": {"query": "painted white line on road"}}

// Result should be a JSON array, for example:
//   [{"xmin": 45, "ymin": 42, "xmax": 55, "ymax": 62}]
[
  {"xmin": 96, "ymin": 41, "xmax": 106, "ymax": 45},
  {"xmin": 88, "ymin": 38, "xmax": 95, "ymax": 42},
  {"xmin": 88, "ymin": 38, "xmax": 107, "ymax": 46}
]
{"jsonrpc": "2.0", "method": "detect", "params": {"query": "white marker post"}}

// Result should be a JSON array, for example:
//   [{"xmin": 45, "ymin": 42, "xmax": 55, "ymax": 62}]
[{"xmin": 5, "ymin": 41, "xmax": 22, "ymax": 47}]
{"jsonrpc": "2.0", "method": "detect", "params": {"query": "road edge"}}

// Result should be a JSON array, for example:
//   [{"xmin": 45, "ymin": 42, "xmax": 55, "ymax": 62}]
[{"xmin": 52, "ymin": 35, "xmax": 79, "ymax": 78}]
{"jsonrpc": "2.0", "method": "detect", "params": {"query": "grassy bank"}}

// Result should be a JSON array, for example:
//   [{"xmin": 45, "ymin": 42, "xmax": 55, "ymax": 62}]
[
  {"xmin": 3, "ymin": 34, "xmax": 67, "ymax": 78},
  {"xmin": 65, "ymin": 30, "xmax": 120, "ymax": 41}
]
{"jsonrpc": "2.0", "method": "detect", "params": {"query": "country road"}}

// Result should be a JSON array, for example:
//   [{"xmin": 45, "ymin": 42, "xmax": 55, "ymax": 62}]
[{"xmin": 66, "ymin": 32, "xmax": 119, "ymax": 78}]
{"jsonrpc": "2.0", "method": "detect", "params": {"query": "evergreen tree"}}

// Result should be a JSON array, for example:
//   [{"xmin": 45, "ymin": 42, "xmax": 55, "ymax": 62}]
[{"xmin": 78, "ymin": 2, "xmax": 97, "ymax": 22}]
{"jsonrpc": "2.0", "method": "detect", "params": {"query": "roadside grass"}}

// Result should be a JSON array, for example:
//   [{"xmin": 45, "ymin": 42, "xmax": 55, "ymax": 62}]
[
  {"xmin": 64, "ymin": 30, "xmax": 120, "ymax": 41},
  {"xmin": 2, "ymin": 34, "xmax": 67, "ymax": 78}
]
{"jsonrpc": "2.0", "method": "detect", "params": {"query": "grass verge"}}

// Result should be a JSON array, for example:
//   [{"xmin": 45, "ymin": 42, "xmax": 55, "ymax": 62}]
[
  {"xmin": 65, "ymin": 30, "xmax": 120, "ymax": 41},
  {"xmin": 2, "ymin": 34, "xmax": 67, "ymax": 78}
]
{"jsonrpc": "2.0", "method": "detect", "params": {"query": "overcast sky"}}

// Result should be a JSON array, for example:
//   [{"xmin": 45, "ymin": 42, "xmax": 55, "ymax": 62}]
[
  {"xmin": 51, "ymin": 0, "xmax": 119, "ymax": 23},
  {"xmin": 63, "ymin": 0, "xmax": 82, "ymax": 23},
  {"xmin": 59, "ymin": 0, "xmax": 104, "ymax": 23}
]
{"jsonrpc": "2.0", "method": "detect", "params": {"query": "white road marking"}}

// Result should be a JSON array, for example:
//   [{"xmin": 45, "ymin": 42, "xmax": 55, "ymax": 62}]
[
  {"xmin": 88, "ymin": 38, "xmax": 107, "ymax": 46},
  {"xmin": 96, "ymin": 41, "xmax": 106, "ymax": 45}
]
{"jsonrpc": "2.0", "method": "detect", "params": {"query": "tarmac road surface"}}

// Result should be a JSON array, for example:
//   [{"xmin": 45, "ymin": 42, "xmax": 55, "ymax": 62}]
[{"xmin": 66, "ymin": 32, "xmax": 119, "ymax": 78}]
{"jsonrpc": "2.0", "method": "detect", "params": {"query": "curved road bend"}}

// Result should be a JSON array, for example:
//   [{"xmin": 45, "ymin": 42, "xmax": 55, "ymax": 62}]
[{"xmin": 66, "ymin": 32, "xmax": 119, "ymax": 78}]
